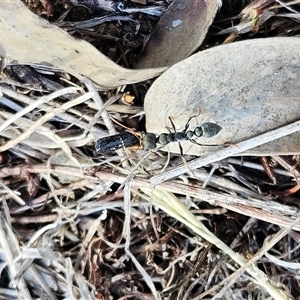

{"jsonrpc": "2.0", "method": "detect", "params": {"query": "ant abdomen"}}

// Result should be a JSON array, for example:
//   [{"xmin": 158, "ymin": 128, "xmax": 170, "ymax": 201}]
[
  {"xmin": 142, "ymin": 132, "xmax": 156, "ymax": 150},
  {"xmin": 200, "ymin": 123, "xmax": 222, "ymax": 138},
  {"xmin": 95, "ymin": 131, "xmax": 140, "ymax": 154}
]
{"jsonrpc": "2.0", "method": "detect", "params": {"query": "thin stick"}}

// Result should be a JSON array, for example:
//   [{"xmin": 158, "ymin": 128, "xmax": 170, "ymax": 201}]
[
  {"xmin": 0, "ymin": 86, "xmax": 81, "ymax": 134},
  {"xmin": 98, "ymin": 171, "xmax": 300, "ymax": 231},
  {"xmin": 151, "ymin": 120, "xmax": 300, "ymax": 185},
  {"xmin": 0, "ymin": 92, "xmax": 95, "ymax": 152},
  {"xmin": 81, "ymin": 77, "xmax": 120, "ymax": 136}
]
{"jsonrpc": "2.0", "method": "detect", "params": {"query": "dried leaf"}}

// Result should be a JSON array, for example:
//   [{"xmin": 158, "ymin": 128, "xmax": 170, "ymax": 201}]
[
  {"xmin": 20, "ymin": 171, "xmax": 40, "ymax": 199},
  {"xmin": 136, "ymin": 0, "xmax": 221, "ymax": 68},
  {"xmin": 0, "ymin": 1, "xmax": 166, "ymax": 90},
  {"xmin": 219, "ymin": 0, "xmax": 276, "ymax": 35}
]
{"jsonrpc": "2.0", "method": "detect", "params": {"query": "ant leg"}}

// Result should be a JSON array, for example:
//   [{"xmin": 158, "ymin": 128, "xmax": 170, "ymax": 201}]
[
  {"xmin": 168, "ymin": 116, "xmax": 204, "ymax": 178},
  {"xmin": 168, "ymin": 115, "xmax": 196, "ymax": 133},
  {"xmin": 183, "ymin": 108, "xmax": 202, "ymax": 132},
  {"xmin": 168, "ymin": 108, "xmax": 202, "ymax": 132},
  {"xmin": 178, "ymin": 142, "xmax": 184, "ymax": 156},
  {"xmin": 168, "ymin": 117, "xmax": 183, "ymax": 154},
  {"xmin": 190, "ymin": 139, "xmax": 220, "ymax": 147},
  {"xmin": 183, "ymin": 115, "xmax": 197, "ymax": 131},
  {"xmin": 168, "ymin": 116, "xmax": 177, "ymax": 132},
  {"xmin": 178, "ymin": 144, "xmax": 203, "ymax": 180}
]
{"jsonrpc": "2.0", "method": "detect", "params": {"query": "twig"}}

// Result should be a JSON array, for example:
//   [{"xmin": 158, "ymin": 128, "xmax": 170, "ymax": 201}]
[
  {"xmin": 151, "ymin": 120, "xmax": 300, "ymax": 185},
  {"xmin": 194, "ymin": 217, "xmax": 299, "ymax": 300},
  {"xmin": 0, "ymin": 92, "xmax": 95, "ymax": 152},
  {"xmin": 272, "ymin": 155, "xmax": 300, "ymax": 181},
  {"xmin": 227, "ymin": 157, "xmax": 293, "ymax": 177},
  {"xmin": 0, "ymin": 213, "xmax": 32, "ymax": 299},
  {"xmin": 0, "ymin": 86, "xmax": 81, "ymax": 134},
  {"xmin": 0, "ymin": 179, "xmax": 26, "ymax": 206},
  {"xmin": 98, "ymin": 171, "xmax": 300, "ymax": 231},
  {"xmin": 0, "ymin": 84, "xmax": 106, "ymax": 137},
  {"xmin": 82, "ymin": 77, "xmax": 120, "ymax": 136}
]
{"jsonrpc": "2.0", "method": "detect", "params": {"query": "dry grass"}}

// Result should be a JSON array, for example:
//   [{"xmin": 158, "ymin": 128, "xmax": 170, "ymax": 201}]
[{"xmin": 1, "ymin": 0, "xmax": 300, "ymax": 299}]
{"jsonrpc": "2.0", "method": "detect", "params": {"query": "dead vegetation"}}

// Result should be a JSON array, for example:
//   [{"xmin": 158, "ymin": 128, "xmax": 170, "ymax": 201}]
[{"xmin": 0, "ymin": 0, "xmax": 300, "ymax": 299}]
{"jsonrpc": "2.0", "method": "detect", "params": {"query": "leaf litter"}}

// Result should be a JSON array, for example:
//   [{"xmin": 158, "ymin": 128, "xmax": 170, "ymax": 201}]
[{"xmin": 0, "ymin": 0, "xmax": 300, "ymax": 299}]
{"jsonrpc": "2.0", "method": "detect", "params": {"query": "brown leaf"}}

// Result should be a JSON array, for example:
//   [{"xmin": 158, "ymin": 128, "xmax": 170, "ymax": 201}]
[
  {"xmin": 136, "ymin": 0, "xmax": 221, "ymax": 68},
  {"xmin": 27, "ymin": 175, "xmax": 40, "ymax": 199},
  {"xmin": 20, "ymin": 169, "xmax": 40, "ymax": 198}
]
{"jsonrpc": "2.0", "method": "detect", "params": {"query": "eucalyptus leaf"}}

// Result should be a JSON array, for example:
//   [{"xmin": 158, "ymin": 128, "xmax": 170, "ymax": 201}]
[{"xmin": 136, "ymin": 0, "xmax": 221, "ymax": 68}]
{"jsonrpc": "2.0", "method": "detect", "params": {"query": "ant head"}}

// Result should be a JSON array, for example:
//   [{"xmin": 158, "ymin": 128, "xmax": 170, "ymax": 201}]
[{"xmin": 194, "ymin": 127, "xmax": 204, "ymax": 137}]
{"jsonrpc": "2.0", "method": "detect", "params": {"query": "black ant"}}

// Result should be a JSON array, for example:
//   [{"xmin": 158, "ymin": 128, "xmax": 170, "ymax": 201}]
[{"xmin": 95, "ymin": 115, "xmax": 222, "ymax": 155}]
